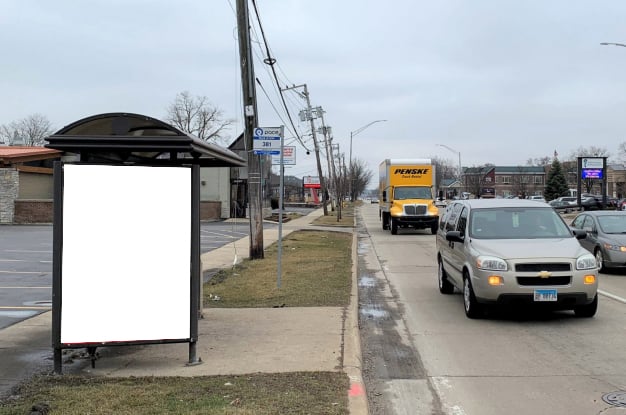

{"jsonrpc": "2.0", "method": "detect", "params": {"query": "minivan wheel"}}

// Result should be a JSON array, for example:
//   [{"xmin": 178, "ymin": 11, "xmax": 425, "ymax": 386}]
[
  {"xmin": 463, "ymin": 274, "xmax": 483, "ymax": 319},
  {"xmin": 574, "ymin": 294, "xmax": 598, "ymax": 318},
  {"xmin": 438, "ymin": 260, "xmax": 454, "ymax": 294},
  {"xmin": 595, "ymin": 248, "xmax": 605, "ymax": 272}
]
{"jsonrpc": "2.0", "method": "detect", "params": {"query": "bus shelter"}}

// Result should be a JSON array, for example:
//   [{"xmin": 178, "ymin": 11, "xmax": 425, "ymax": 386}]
[{"xmin": 45, "ymin": 112, "xmax": 246, "ymax": 373}]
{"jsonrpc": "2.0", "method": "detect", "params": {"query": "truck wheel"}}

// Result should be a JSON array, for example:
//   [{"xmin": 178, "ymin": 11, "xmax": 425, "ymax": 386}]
[
  {"xmin": 382, "ymin": 213, "xmax": 388, "ymax": 230},
  {"xmin": 391, "ymin": 217, "xmax": 398, "ymax": 235},
  {"xmin": 431, "ymin": 223, "xmax": 438, "ymax": 234}
]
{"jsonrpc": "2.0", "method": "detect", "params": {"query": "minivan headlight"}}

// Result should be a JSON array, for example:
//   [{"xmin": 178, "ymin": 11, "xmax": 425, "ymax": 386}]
[
  {"xmin": 476, "ymin": 256, "xmax": 507, "ymax": 271},
  {"xmin": 576, "ymin": 253, "xmax": 597, "ymax": 270}
]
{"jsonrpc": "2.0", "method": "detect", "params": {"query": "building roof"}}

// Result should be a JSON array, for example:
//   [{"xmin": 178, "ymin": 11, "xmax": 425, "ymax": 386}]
[
  {"xmin": 0, "ymin": 146, "xmax": 62, "ymax": 166},
  {"xmin": 464, "ymin": 166, "xmax": 545, "ymax": 174},
  {"xmin": 494, "ymin": 166, "xmax": 545, "ymax": 174}
]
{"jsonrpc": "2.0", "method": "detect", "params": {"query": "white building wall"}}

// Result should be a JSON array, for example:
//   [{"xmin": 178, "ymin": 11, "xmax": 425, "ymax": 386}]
[{"xmin": 200, "ymin": 167, "xmax": 230, "ymax": 219}]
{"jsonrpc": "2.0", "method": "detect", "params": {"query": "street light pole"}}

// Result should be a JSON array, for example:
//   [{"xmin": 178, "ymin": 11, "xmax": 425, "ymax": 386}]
[{"xmin": 349, "ymin": 119, "xmax": 387, "ymax": 199}]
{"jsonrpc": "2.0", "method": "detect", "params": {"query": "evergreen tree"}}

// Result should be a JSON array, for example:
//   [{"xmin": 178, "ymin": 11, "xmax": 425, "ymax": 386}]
[{"xmin": 544, "ymin": 158, "xmax": 569, "ymax": 201}]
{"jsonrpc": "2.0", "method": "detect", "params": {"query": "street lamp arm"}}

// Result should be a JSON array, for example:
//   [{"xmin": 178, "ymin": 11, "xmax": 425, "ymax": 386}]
[
  {"xmin": 436, "ymin": 143, "xmax": 459, "ymax": 154},
  {"xmin": 600, "ymin": 42, "xmax": 626, "ymax": 48},
  {"xmin": 351, "ymin": 119, "xmax": 387, "ymax": 137}
]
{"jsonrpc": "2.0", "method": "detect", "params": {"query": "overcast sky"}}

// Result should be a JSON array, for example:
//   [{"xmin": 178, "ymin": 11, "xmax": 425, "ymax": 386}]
[{"xmin": 2, "ymin": 1, "xmax": 626, "ymax": 179}]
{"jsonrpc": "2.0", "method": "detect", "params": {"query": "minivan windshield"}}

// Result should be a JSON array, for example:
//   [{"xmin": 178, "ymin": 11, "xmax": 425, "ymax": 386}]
[{"xmin": 469, "ymin": 207, "xmax": 572, "ymax": 239}]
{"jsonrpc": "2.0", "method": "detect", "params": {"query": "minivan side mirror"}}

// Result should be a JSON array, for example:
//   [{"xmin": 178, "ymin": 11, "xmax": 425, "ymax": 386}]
[
  {"xmin": 572, "ymin": 229, "xmax": 587, "ymax": 240},
  {"xmin": 445, "ymin": 231, "xmax": 464, "ymax": 243}
]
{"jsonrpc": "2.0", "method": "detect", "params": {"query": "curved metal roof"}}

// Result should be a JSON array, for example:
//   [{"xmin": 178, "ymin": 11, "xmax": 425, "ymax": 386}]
[{"xmin": 45, "ymin": 112, "xmax": 246, "ymax": 167}]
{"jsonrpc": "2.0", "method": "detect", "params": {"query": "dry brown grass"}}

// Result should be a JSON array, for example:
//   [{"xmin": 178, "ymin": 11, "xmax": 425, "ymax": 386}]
[
  {"xmin": 204, "ymin": 229, "xmax": 352, "ymax": 308},
  {"xmin": 1, "ymin": 372, "xmax": 349, "ymax": 415}
]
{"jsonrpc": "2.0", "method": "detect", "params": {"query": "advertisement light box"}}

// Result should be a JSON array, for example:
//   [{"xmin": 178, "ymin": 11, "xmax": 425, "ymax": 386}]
[
  {"xmin": 60, "ymin": 164, "xmax": 191, "ymax": 344},
  {"xmin": 581, "ymin": 169, "xmax": 603, "ymax": 179}
]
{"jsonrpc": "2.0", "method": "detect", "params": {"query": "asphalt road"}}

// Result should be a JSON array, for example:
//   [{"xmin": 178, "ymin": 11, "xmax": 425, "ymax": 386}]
[{"xmin": 357, "ymin": 202, "xmax": 626, "ymax": 415}]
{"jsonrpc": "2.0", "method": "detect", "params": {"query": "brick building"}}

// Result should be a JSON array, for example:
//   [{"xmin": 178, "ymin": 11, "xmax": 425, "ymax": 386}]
[{"xmin": 0, "ymin": 146, "xmax": 63, "ymax": 223}]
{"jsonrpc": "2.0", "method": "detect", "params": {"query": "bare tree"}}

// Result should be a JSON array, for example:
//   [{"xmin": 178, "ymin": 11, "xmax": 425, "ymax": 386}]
[
  {"xmin": 350, "ymin": 158, "xmax": 373, "ymax": 201},
  {"xmin": 617, "ymin": 142, "xmax": 626, "ymax": 164},
  {"xmin": 0, "ymin": 114, "xmax": 53, "ymax": 146},
  {"xmin": 165, "ymin": 91, "xmax": 233, "ymax": 145},
  {"xmin": 526, "ymin": 156, "xmax": 551, "ymax": 166},
  {"xmin": 568, "ymin": 145, "xmax": 610, "ymax": 161}
]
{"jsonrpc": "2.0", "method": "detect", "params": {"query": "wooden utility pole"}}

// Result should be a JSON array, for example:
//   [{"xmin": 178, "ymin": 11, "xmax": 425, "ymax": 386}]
[
  {"xmin": 317, "ymin": 107, "xmax": 335, "ymax": 211},
  {"xmin": 281, "ymin": 84, "xmax": 328, "ymax": 215},
  {"xmin": 236, "ymin": 0, "xmax": 264, "ymax": 259},
  {"xmin": 302, "ymin": 85, "xmax": 328, "ymax": 215}
]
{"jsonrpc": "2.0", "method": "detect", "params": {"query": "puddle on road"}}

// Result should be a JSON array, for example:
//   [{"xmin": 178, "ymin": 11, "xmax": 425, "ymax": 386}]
[
  {"xmin": 360, "ymin": 307, "xmax": 389, "ymax": 319},
  {"xmin": 359, "ymin": 276, "xmax": 377, "ymax": 287},
  {"xmin": 357, "ymin": 241, "xmax": 370, "ymax": 255}
]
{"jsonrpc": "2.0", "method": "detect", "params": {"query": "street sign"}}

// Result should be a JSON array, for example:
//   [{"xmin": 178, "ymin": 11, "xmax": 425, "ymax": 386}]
[
  {"xmin": 582, "ymin": 158, "xmax": 603, "ymax": 169},
  {"xmin": 271, "ymin": 146, "xmax": 296, "ymax": 165},
  {"xmin": 253, "ymin": 127, "xmax": 282, "ymax": 155}
]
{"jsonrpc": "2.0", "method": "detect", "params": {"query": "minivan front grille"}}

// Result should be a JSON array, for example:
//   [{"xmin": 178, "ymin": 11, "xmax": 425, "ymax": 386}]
[
  {"xmin": 515, "ymin": 263, "xmax": 571, "ymax": 272},
  {"xmin": 517, "ymin": 276, "xmax": 572, "ymax": 286},
  {"xmin": 404, "ymin": 204, "xmax": 427, "ymax": 215}
]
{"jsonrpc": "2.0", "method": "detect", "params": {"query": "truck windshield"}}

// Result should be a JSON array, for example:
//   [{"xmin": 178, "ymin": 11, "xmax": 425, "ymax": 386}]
[{"xmin": 393, "ymin": 187, "xmax": 432, "ymax": 200}]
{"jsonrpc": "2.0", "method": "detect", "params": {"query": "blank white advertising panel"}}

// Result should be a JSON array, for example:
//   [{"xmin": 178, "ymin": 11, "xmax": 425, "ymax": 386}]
[{"xmin": 60, "ymin": 165, "xmax": 191, "ymax": 344}]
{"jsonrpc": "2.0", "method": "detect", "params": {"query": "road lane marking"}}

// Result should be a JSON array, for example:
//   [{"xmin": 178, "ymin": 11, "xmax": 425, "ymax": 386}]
[
  {"xmin": 0, "ymin": 306, "xmax": 50, "ymax": 310},
  {"xmin": 0, "ymin": 271, "xmax": 47, "ymax": 274},
  {"xmin": 0, "ymin": 286, "xmax": 51, "ymax": 289},
  {"xmin": 598, "ymin": 289, "xmax": 626, "ymax": 304}
]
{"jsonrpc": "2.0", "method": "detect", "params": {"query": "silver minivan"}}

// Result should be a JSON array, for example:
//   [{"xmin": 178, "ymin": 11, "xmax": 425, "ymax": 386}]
[{"xmin": 436, "ymin": 199, "xmax": 598, "ymax": 318}]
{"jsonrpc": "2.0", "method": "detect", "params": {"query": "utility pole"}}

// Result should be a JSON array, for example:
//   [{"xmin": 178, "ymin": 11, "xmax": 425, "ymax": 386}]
[
  {"xmin": 281, "ymin": 84, "xmax": 328, "ymax": 215},
  {"xmin": 316, "ymin": 107, "xmax": 335, "ymax": 211},
  {"xmin": 236, "ymin": 0, "xmax": 264, "ymax": 259},
  {"xmin": 332, "ymin": 143, "xmax": 342, "ymax": 221}
]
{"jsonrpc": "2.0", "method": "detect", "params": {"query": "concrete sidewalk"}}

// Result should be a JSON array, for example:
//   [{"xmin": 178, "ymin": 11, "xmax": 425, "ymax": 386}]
[{"xmin": 0, "ymin": 209, "xmax": 367, "ymax": 414}]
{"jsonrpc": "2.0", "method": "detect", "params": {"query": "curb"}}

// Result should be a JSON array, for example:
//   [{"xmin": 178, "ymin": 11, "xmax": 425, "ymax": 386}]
[{"xmin": 346, "ymin": 227, "xmax": 368, "ymax": 414}]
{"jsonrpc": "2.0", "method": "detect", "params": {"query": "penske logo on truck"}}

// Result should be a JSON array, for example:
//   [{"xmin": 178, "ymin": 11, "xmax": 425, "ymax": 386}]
[{"xmin": 394, "ymin": 168, "xmax": 429, "ymax": 175}]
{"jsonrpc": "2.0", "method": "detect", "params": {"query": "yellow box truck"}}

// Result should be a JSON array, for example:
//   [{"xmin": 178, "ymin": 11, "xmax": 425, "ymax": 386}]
[{"xmin": 379, "ymin": 158, "xmax": 439, "ymax": 234}]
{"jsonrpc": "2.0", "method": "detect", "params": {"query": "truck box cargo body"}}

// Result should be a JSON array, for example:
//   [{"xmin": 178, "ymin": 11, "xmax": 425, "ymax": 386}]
[{"xmin": 379, "ymin": 158, "xmax": 439, "ymax": 234}]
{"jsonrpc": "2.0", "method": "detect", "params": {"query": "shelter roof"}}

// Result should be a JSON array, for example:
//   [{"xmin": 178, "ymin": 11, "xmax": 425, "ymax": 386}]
[{"xmin": 45, "ymin": 113, "xmax": 246, "ymax": 167}]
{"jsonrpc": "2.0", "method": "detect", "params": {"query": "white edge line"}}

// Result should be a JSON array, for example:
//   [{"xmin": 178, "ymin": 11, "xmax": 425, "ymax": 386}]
[{"xmin": 598, "ymin": 289, "xmax": 626, "ymax": 304}]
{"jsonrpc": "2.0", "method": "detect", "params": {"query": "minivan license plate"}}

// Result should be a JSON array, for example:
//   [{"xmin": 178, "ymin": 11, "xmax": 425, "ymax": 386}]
[{"xmin": 534, "ymin": 289, "xmax": 557, "ymax": 302}]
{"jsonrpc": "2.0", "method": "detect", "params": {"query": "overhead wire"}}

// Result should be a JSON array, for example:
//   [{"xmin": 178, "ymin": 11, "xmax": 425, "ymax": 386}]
[{"xmin": 249, "ymin": 0, "xmax": 310, "ymax": 152}]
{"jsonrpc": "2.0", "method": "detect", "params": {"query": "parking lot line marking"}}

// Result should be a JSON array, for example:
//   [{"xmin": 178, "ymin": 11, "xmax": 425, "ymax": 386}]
[
  {"xmin": 598, "ymin": 289, "xmax": 626, "ymax": 304},
  {"xmin": 0, "ymin": 286, "xmax": 51, "ymax": 289},
  {"xmin": 4, "ymin": 250, "xmax": 51, "ymax": 253}
]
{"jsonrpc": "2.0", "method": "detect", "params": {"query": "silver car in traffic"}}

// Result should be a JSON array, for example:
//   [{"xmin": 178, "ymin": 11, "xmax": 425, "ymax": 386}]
[
  {"xmin": 436, "ymin": 199, "xmax": 598, "ymax": 318},
  {"xmin": 570, "ymin": 211, "xmax": 626, "ymax": 272}
]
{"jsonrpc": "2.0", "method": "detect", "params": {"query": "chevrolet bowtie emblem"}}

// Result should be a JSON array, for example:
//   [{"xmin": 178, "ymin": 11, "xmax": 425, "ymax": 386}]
[{"xmin": 538, "ymin": 271, "xmax": 552, "ymax": 278}]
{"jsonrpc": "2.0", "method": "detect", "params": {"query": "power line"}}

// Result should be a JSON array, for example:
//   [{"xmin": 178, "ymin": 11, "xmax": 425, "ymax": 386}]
[
  {"xmin": 249, "ymin": 0, "xmax": 308, "ymax": 152},
  {"xmin": 255, "ymin": 77, "xmax": 302, "ymax": 144}
]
